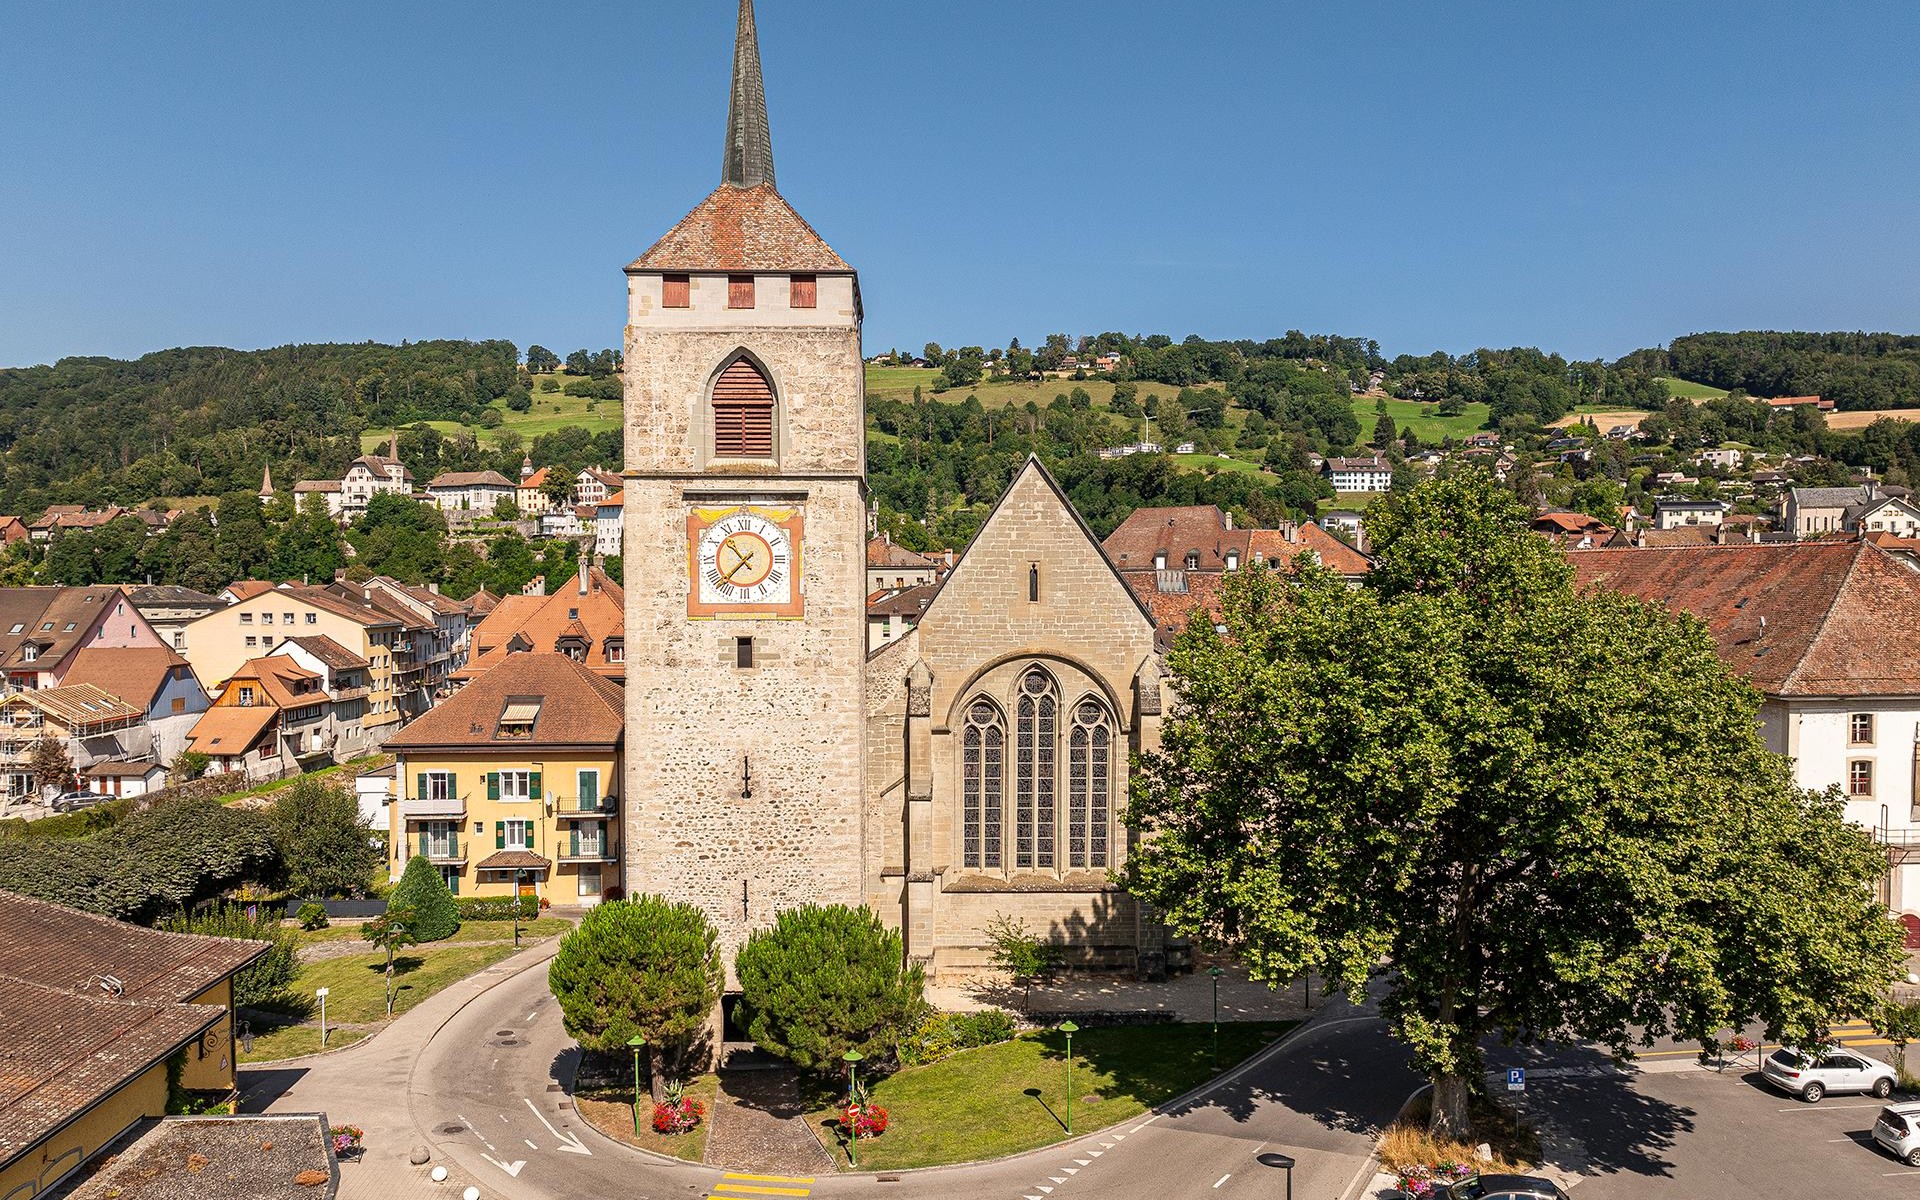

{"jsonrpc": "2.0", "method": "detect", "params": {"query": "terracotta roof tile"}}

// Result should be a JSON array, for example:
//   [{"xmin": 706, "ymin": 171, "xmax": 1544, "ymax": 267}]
[
  {"xmin": 58, "ymin": 647, "xmax": 195, "ymax": 710},
  {"xmin": 866, "ymin": 536, "xmax": 943, "ymax": 571},
  {"xmin": 278, "ymin": 634, "xmax": 368, "ymax": 672},
  {"xmin": 0, "ymin": 890, "xmax": 268, "ymax": 1003},
  {"xmin": 185, "ymin": 704, "xmax": 279, "ymax": 755},
  {"xmin": 386, "ymin": 653, "xmax": 623, "ymax": 750},
  {"xmin": 627, "ymin": 183, "xmax": 852, "ymax": 274},
  {"xmin": 455, "ymin": 569, "xmax": 624, "ymax": 681},
  {"xmin": 1570, "ymin": 541, "xmax": 1920, "ymax": 696},
  {"xmin": 475, "ymin": 850, "xmax": 551, "ymax": 872}
]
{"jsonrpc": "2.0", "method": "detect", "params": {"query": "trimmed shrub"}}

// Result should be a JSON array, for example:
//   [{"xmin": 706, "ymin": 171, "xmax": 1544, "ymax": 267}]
[
  {"xmin": 456, "ymin": 895, "xmax": 539, "ymax": 922},
  {"xmin": 388, "ymin": 855, "xmax": 459, "ymax": 942},
  {"xmin": 296, "ymin": 902, "xmax": 330, "ymax": 930},
  {"xmin": 735, "ymin": 903, "xmax": 926, "ymax": 1071},
  {"xmin": 897, "ymin": 1008, "xmax": 1018, "ymax": 1066}
]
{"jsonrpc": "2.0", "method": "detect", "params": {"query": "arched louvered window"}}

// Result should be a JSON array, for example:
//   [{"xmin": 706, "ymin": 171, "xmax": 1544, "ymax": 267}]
[
  {"xmin": 1069, "ymin": 698, "xmax": 1113, "ymax": 869},
  {"xmin": 962, "ymin": 699, "xmax": 1004, "ymax": 869},
  {"xmin": 1015, "ymin": 668, "xmax": 1058, "ymax": 870},
  {"xmin": 712, "ymin": 356, "xmax": 775, "ymax": 459}
]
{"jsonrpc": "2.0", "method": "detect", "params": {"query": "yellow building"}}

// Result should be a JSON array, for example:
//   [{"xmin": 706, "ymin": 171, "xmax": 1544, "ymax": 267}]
[
  {"xmin": 182, "ymin": 584, "xmax": 405, "ymax": 732},
  {"xmin": 0, "ymin": 891, "xmax": 266, "ymax": 1199},
  {"xmin": 384, "ymin": 652, "xmax": 622, "ymax": 905}
]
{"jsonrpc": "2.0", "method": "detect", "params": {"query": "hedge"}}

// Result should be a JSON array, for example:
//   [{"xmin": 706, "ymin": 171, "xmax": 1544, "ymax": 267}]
[{"xmin": 456, "ymin": 896, "xmax": 539, "ymax": 921}]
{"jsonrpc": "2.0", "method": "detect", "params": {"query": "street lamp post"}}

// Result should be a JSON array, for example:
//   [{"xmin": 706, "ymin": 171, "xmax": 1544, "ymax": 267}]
[
  {"xmin": 513, "ymin": 867, "xmax": 524, "ymax": 949},
  {"xmin": 1257, "ymin": 1151, "xmax": 1296, "ymax": 1200},
  {"xmin": 843, "ymin": 1050, "xmax": 865, "ymax": 1167},
  {"xmin": 315, "ymin": 987, "xmax": 330, "ymax": 1047},
  {"xmin": 1059, "ymin": 1020, "xmax": 1079, "ymax": 1136},
  {"xmin": 627, "ymin": 1035, "xmax": 647, "ymax": 1137},
  {"xmin": 1208, "ymin": 966, "xmax": 1223, "ymax": 1068}
]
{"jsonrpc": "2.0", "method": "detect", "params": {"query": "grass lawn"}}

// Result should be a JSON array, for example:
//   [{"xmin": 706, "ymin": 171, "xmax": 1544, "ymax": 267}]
[
  {"xmin": 215, "ymin": 755, "xmax": 389, "ymax": 806},
  {"xmin": 1349, "ymin": 394, "xmax": 1491, "ymax": 442},
  {"xmin": 1657, "ymin": 377, "xmax": 1729, "ymax": 400},
  {"xmin": 359, "ymin": 376, "xmax": 620, "ymax": 451},
  {"xmin": 575, "ymin": 1074, "xmax": 720, "ymax": 1163},
  {"xmin": 806, "ymin": 1022, "xmax": 1293, "ymax": 1171},
  {"xmin": 1173, "ymin": 452, "xmax": 1265, "ymax": 475},
  {"xmin": 239, "ymin": 1024, "xmax": 368, "ymax": 1063}
]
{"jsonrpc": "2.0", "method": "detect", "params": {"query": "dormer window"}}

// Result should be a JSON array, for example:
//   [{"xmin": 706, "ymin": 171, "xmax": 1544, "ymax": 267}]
[
  {"xmin": 557, "ymin": 636, "xmax": 588, "ymax": 663},
  {"xmin": 496, "ymin": 698, "xmax": 540, "ymax": 740},
  {"xmin": 1153, "ymin": 552, "xmax": 1167, "ymax": 571},
  {"xmin": 1225, "ymin": 551, "xmax": 1240, "ymax": 570},
  {"xmin": 605, "ymin": 639, "xmax": 625, "ymax": 665},
  {"xmin": 1185, "ymin": 551, "xmax": 1201, "ymax": 570},
  {"xmin": 790, "ymin": 274, "xmax": 817, "ymax": 309},
  {"xmin": 663, "ymin": 274, "xmax": 691, "ymax": 308},
  {"xmin": 728, "ymin": 275, "xmax": 755, "ymax": 309}
]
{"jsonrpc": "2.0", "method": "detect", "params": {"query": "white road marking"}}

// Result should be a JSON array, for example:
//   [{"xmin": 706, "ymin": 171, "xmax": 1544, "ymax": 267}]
[
  {"xmin": 522, "ymin": 1097, "xmax": 593, "ymax": 1156},
  {"xmin": 481, "ymin": 1155, "xmax": 526, "ymax": 1178},
  {"xmin": 1100, "ymin": 1142, "xmax": 1115, "ymax": 1149},
  {"xmin": 524, "ymin": 1139, "xmax": 538, "ymax": 1149},
  {"xmin": 526, "ymin": 1010, "xmax": 538, "ymax": 1022},
  {"xmin": 1213, "ymin": 1173, "xmax": 1232, "ymax": 1188},
  {"xmin": 1062, "ymin": 1166, "xmax": 1079, "ymax": 1175},
  {"xmin": 1883, "ymin": 1171, "xmax": 1920, "ymax": 1177},
  {"xmin": 1075, "ymin": 1158, "xmax": 1091, "ymax": 1166},
  {"xmin": 1777, "ymin": 1103, "xmax": 1885, "ymax": 1111},
  {"xmin": 1087, "ymin": 1150, "xmax": 1102, "ymax": 1157},
  {"xmin": 1050, "ymin": 1177, "xmax": 1067, "ymax": 1184}
]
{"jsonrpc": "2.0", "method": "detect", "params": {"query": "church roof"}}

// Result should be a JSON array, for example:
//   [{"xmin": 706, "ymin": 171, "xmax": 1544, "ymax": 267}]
[
  {"xmin": 626, "ymin": 182, "xmax": 851, "ymax": 275},
  {"xmin": 722, "ymin": 0, "xmax": 775, "ymax": 191}
]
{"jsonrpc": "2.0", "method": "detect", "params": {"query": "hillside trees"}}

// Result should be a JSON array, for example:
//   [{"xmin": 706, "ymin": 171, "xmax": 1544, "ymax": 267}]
[{"xmin": 1125, "ymin": 472, "xmax": 1905, "ymax": 1138}]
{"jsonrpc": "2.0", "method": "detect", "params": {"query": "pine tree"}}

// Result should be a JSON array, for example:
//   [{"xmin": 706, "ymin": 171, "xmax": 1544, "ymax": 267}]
[
  {"xmin": 389, "ymin": 855, "xmax": 459, "ymax": 942},
  {"xmin": 735, "ymin": 904, "xmax": 926, "ymax": 1071}
]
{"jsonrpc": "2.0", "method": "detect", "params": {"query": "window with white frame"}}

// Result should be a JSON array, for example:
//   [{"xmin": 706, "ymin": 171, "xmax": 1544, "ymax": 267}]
[
  {"xmin": 500, "ymin": 770, "xmax": 532, "ymax": 802},
  {"xmin": 1850, "ymin": 713, "xmax": 1875, "ymax": 746},
  {"xmin": 505, "ymin": 818, "xmax": 533, "ymax": 849},
  {"xmin": 1849, "ymin": 759, "xmax": 1874, "ymax": 797},
  {"xmin": 425, "ymin": 771, "xmax": 453, "ymax": 802}
]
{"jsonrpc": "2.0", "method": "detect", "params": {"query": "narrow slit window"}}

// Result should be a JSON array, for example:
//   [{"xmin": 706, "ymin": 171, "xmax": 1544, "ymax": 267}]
[
  {"xmin": 735, "ymin": 637, "xmax": 754, "ymax": 669},
  {"xmin": 790, "ymin": 274, "xmax": 817, "ymax": 309},
  {"xmin": 712, "ymin": 357, "xmax": 776, "ymax": 459},
  {"xmin": 1029, "ymin": 563, "xmax": 1040, "ymax": 602},
  {"xmin": 663, "ymin": 274, "xmax": 691, "ymax": 308},
  {"xmin": 727, "ymin": 275, "xmax": 756, "ymax": 309}
]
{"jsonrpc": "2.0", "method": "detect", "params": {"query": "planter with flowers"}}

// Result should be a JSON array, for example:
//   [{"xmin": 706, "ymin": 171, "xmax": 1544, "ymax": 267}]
[
  {"xmin": 842, "ymin": 1101, "xmax": 890, "ymax": 1139},
  {"xmin": 1395, "ymin": 1160, "xmax": 1473, "ymax": 1197},
  {"xmin": 329, "ymin": 1124, "xmax": 364, "ymax": 1160},
  {"xmin": 650, "ymin": 1081, "xmax": 706, "ymax": 1136}
]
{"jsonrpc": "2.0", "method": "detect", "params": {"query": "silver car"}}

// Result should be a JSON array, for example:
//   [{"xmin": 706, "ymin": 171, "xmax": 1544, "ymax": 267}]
[
  {"xmin": 1874, "ymin": 1103, "xmax": 1920, "ymax": 1165},
  {"xmin": 1761, "ymin": 1046, "xmax": 1896, "ymax": 1102}
]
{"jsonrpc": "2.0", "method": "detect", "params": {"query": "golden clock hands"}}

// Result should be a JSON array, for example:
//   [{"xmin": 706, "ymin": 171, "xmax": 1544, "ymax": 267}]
[{"xmin": 721, "ymin": 544, "xmax": 759, "ymax": 583}]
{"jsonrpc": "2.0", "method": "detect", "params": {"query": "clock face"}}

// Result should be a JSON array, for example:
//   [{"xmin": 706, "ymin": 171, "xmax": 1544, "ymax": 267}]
[{"xmin": 687, "ymin": 506, "xmax": 804, "ymax": 619}]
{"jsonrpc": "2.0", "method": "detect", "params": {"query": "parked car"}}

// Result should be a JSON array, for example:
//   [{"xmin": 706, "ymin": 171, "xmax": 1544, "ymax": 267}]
[
  {"xmin": 1873, "ymin": 1102, "xmax": 1920, "ymax": 1165},
  {"xmin": 1762, "ymin": 1046, "xmax": 1896, "ymax": 1102},
  {"xmin": 1436, "ymin": 1175, "xmax": 1571, "ymax": 1200},
  {"xmin": 50, "ymin": 789, "xmax": 101, "ymax": 811}
]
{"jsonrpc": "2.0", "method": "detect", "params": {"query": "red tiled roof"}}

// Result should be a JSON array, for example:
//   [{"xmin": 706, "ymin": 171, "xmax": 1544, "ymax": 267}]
[
  {"xmin": 0, "ymin": 890, "xmax": 267, "ymax": 1003},
  {"xmin": 1569, "ymin": 541, "xmax": 1920, "ymax": 697},
  {"xmin": 1103, "ymin": 506, "xmax": 1239, "ymax": 572},
  {"xmin": 455, "ymin": 570, "xmax": 624, "ymax": 681},
  {"xmin": 387, "ymin": 653, "xmax": 623, "ymax": 750},
  {"xmin": 185, "ymin": 705, "xmax": 279, "ymax": 755},
  {"xmin": 866, "ymin": 536, "xmax": 943, "ymax": 571},
  {"xmin": 58, "ymin": 647, "xmax": 194, "ymax": 710},
  {"xmin": 627, "ymin": 183, "xmax": 852, "ymax": 274}
]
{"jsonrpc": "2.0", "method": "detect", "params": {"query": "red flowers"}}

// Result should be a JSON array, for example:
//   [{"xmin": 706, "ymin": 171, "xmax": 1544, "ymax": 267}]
[
  {"xmin": 650, "ymin": 1097, "xmax": 705, "ymax": 1135},
  {"xmin": 843, "ymin": 1103, "xmax": 889, "ymax": 1138}
]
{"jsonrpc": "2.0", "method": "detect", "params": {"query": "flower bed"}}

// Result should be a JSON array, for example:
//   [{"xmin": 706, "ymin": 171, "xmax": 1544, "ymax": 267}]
[
  {"xmin": 330, "ymin": 1124, "xmax": 364, "ymax": 1158},
  {"xmin": 651, "ymin": 1096, "xmax": 705, "ymax": 1135},
  {"xmin": 1396, "ymin": 1159, "xmax": 1473, "ymax": 1196},
  {"xmin": 843, "ymin": 1102, "xmax": 889, "ymax": 1138}
]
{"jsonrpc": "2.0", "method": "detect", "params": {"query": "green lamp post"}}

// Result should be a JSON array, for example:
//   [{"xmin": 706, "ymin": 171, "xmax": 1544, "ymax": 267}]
[
  {"xmin": 843, "ymin": 1050, "xmax": 865, "ymax": 1166},
  {"xmin": 1058, "ymin": 1020, "xmax": 1079, "ymax": 1135},
  {"xmin": 1208, "ymin": 966, "xmax": 1224, "ymax": 1068},
  {"xmin": 627, "ymin": 1035, "xmax": 647, "ymax": 1136}
]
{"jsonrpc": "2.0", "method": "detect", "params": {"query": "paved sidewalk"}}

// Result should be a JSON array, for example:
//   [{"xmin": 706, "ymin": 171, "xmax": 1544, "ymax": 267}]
[
  {"xmin": 705, "ymin": 1069, "xmax": 836, "ymax": 1174},
  {"xmin": 242, "ymin": 937, "xmax": 564, "ymax": 1199}
]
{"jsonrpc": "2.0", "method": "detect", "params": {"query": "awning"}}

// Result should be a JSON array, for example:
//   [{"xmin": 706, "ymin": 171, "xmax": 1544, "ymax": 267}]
[
  {"xmin": 499, "ymin": 701, "xmax": 541, "ymax": 724},
  {"xmin": 474, "ymin": 850, "xmax": 551, "ymax": 872}
]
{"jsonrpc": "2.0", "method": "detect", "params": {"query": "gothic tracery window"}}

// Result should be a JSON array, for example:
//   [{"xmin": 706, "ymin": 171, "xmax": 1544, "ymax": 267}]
[
  {"xmin": 1069, "ymin": 698, "xmax": 1113, "ymax": 868},
  {"xmin": 962, "ymin": 699, "xmax": 1003, "ymax": 869},
  {"xmin": 1015, "ymin": 668, "xmax": 1058, "ymax": 870}
]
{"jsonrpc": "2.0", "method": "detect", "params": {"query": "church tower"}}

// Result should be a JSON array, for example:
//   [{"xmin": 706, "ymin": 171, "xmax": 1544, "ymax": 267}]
[{"xmin": 621, "ymin": 0, "xmax": 866, "ymax": 972}]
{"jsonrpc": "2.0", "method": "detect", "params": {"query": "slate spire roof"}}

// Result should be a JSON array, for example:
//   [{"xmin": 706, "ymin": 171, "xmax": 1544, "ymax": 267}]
[{"xmin": 723, "ymin": 0, "xmax": 775, "ymax": 190}]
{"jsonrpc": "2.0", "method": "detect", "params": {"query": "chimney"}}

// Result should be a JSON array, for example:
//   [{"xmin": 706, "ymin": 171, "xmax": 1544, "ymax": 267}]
[
  {"xmin": 579, "ymin": 549, "xmax": 590, "ymax": 596},
  {"xmin": 1224, "ymin": 510, "xmax": 1234, "ymax": 531}
]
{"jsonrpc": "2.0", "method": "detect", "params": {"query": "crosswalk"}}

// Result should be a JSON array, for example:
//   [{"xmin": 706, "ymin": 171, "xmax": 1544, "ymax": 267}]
[
  {"xmin": 1636, "ymin": 1018, "xmax": 1901, "ymax": 1061},
  {"xmin": 713, "ymin": 1172, "xmax": 815, "ymax": 1197}
]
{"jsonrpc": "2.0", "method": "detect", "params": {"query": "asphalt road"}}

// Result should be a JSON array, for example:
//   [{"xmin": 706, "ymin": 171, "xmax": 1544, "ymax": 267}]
[{"xmin": 399, "ymin": 960, "xmax": 1420, "ymax": 1200}]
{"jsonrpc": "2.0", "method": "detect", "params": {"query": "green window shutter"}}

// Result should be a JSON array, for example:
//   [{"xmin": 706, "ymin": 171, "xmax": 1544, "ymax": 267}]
[
  {"xmin": 416, "ymin": 773, "xmax": 428, "ymax": 801},
  {"xmin": 487, "ymin": 772, "xmax": 499, "ymax": 800},
  {"xmin": 529, "ymin": 770, "xmax": 543, "ymax": 798},
  {"xmin": 449, "ymin": 828, "xmax": 459, "ymax": 857},
  {"xmin": 579, "ymin": 771, "xmax": 597, "ymax": 807},
  {"xmin": 569, "ymin": 826, "xmax": 580, "ymax": 857},
  {"xmin": 448, "ymin": 870, "xmax": 459, "ymax": 896},
  {"xmin": 446, "ymin": 772, "xmax": 456, "ymax": 800},
  {"xmin": 495, "ymin": 821, "xmax": 505, "ymax": 850},
  {"xmin": 417, "ymin": 829, "xmax": 428, "ymax": 857},
  {"xmin": 524, "ymin": 823, "xmax": 536, "ymax": 850}
]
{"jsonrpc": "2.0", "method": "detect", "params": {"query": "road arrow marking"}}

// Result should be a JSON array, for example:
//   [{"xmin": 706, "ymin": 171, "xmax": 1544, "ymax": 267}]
[
  {"xmin": 1063, "ymin": 1167, "xmax": 1079, "ymax": 1175},
  {"xmin": 1075, "ymin": 1158, "xmax": 1091, "ymax": 1165},
  {"xmin": 522, "ymin": 1097, "xmax": 593, "ymax": 1156},
  {"xmin": 482, "ymin": 1155, "xmax": 525, "ymax": 1178}
]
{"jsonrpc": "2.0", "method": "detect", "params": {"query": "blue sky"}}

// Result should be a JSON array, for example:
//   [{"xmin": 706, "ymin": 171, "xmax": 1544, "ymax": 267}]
[{"xmin": 2, "ymin": 0, "xmax": 1916, "ymax": 369}]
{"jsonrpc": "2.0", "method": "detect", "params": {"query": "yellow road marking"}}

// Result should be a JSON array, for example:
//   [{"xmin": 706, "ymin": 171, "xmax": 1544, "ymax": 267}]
[
  {"xmin": 723, "ymin": 1177, "xmax": 816, "ymax": 1185},
  {"xmin": 715, "ymin": 1184, "xmax": 812, "ymax": 1198}
]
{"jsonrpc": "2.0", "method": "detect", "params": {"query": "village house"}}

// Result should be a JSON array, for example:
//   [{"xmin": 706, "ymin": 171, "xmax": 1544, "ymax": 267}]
[
  {"xmin": 1782, "ymin": 481, "xmax": 1918, "ymax": 539},
  {"xmin": 1572, "ymin": 541, "xmax": 1920, "ymax": 935},
  {"xmin": 572, "ymin": 466, "xmax": 622, "ymax": 507},
  {"xmin": 866, "ymin": 534, "xmax": 946, "ymax": 593},
  {"xmin": 594, "ymin": 491, "xmax": 624, "ymax": 558},
  {"xmin": 0, "ymin": 685, "xmax": 145, "ymax": 803},
  {"xmin": 1325, "ymin": 455, "xmax": 1393, "ymax": 493},
  {"xmin": 1652, "ymin": 497, "xmax": 1731, "ymax": 529},
  {"xmin": 120, "ymin": 584, "xmax": 226, "ymax": 654},
  {"xmin": 184, "ymin": 648, "xmax": 365, "ymax": 779},
  {"xmin": 867, "ymin": 582, "xmax": 938, "ymax": 651},
  {"xmin": 457, "ymin": 564, "xmax": 623, "ymax": 685},
  {"xmin": 0, "ymin": 892, "xmax": 274, "ymax": 1200},
  {"xmin": 0, "ymin": 586, "xmax": 171, "ymax": 692},
  {"xmin": 425, "ymin": 469, "xmax": 517, "ymax": 517},
  {"xmin": 384, "ymin": 653, "xmax": 624, "ymax": 905},
  {"xmin": 57, "ymin": 645, "xmax": 208, "ymax": 763},
  {"xmin": 292, "ymin": 436, "xmax": 414, "ymax": 523},
  {"xmin": 516, "ymin": 458, "xmax": 557, "ymax": 515}
]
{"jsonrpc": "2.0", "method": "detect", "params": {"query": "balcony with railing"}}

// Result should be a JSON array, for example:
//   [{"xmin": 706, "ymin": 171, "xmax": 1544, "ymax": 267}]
[
  {"xmin": 555, "ymin": 793, "xmax": 617, "ymax": 818},
  {"xmin": 557, "ymin": 827, "xmax": 616, "ymax": 864},
  {"xmin": 401, "ymin": 792, "xmax": 468, "ymax": 820}
]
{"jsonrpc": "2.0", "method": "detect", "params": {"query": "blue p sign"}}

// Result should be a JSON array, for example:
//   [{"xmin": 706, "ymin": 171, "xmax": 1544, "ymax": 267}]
[{"xmin": 1506, "ymin": 1068, "xmax": 1526, "ymax": 1091}]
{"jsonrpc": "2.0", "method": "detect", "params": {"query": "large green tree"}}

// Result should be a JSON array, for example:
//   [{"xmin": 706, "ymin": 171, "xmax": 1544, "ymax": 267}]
[
  {"xmin": 1125, "ymin": 472, "xmax": 1904, "ymax": 1137},
  {"xmin": 269, "ymin": 776, "xmax": 381, "ymax": 899},
  {"xmin": 547, "ymin": 896, "xmax": 723, "ymax": 1099},
  {"xmin": 734, "ymin": 903, "xmax": 926, "ymax": 1072},
  {"xmin": 389, "ymin": 854, "xmax": 460, "ymax": 942}
]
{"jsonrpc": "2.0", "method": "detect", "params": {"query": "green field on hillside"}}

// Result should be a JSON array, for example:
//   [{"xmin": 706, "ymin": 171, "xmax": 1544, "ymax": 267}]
[
  {"xmin": 360, "ymin": 375, "xmax": 620, "ymax": 450},
  {"xmin": 1657, "ymin": 377, "xmax": 1730, "ymax": 400},
  {"xmin": 1349, "ymin": 394, "xmax": 1492, "ymax": 442}
]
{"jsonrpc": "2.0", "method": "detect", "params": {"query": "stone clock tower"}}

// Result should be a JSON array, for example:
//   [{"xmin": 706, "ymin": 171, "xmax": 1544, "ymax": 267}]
[{"xmin": 620, "ymin": 0, "xmax": 866, "ymax": 972}]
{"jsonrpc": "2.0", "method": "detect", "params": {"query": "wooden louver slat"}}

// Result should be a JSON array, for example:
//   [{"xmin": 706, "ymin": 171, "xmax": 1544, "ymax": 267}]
[{"xmin": 713, "ymin": 358, "xmax": 775, "ymax": 458}]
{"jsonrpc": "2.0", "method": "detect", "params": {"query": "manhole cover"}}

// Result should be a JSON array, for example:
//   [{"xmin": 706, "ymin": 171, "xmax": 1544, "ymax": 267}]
[
  {"xmin": 497, "ymin": 1038, "xmax": 522, "ymax": 1047},
  {"xmin": 496, "ymin": 1030, "xmax": 516, "ymax": 1037},
  {"xmin": 439, "ymin": 1124, "xmax": 466, "ymax": 1135}
]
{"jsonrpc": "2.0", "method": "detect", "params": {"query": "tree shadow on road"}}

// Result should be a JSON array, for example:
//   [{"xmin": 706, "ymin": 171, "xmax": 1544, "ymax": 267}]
[{"xmin": 1495, "ymin": 1045, "xmax": 1697, "ymax": 1182}]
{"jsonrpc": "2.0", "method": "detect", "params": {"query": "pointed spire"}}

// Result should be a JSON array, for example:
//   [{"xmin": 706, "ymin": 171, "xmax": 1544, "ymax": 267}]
[
  {"xmin": 722, "ymin": 0, "xmax": 776, "ymax": 190},
  {"xmin": 259, "ymin": 464, "xmax": 274, "ymax": 497}
]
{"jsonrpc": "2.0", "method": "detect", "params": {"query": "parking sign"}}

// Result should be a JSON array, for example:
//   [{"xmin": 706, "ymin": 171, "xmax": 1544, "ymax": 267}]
[{"xmin": 1506, "ymin": 1068, "xmax": 1526, "ymax": 1092}]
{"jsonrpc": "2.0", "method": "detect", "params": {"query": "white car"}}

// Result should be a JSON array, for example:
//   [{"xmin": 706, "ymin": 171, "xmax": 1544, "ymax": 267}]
[
  {"xmin": 1874, "ymin": 1103, "xmax": 1920, "ymax": 1165},
  {"xmin": 1762, "ymin": 1046, "xmax": 1896, "ymax": 1102}
]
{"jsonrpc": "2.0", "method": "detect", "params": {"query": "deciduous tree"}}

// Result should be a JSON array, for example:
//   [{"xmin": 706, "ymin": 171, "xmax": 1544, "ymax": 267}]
[
  {"xmin": 270, "ymin": 776, "xmax": 380, "ymax": 899},
  {"xmin": 1125, "ymin": 472, "xmax": 1905, "ymax": 1138}
]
